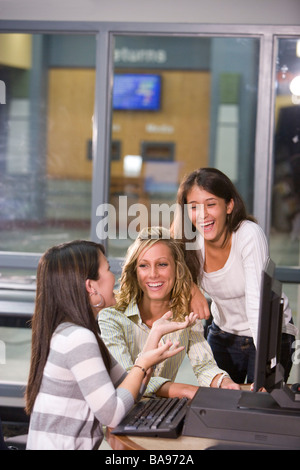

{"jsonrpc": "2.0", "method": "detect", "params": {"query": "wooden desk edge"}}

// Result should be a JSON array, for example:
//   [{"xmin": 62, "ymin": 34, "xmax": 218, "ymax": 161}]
[
  {"xmin": 106, "ymin": 427, "xmax": 145, "ymax": 451},
  {"xmin": 106, "ymin": 426, "xmax": 224, "ymax": 451}
]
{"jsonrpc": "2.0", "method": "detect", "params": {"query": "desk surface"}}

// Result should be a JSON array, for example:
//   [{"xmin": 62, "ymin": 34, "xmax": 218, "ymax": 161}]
[
  {"xmin": 106, "ymin": 385, "xmax": 254, "ymax": 451},
  {"xmin": 106, "ymin": 427, "xmax": 232, "ymax": 451}
]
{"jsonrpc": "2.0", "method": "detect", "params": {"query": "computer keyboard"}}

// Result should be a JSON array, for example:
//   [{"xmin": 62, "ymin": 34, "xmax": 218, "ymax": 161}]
[{"xmin": 111, "ymin": 396, "xmax": 189, "ymax": 438}]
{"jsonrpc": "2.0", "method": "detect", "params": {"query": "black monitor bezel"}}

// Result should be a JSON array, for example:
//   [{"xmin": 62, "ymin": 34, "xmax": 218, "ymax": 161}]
[{"xmin": 253, "ymin": 257, "xmax": 284, "ymax": 393}]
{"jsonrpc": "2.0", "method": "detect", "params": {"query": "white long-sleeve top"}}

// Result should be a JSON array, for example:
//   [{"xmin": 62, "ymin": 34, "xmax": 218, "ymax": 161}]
[{"xmin": 198, "ymin": 220, "xmax": 296, "ymax": 346}]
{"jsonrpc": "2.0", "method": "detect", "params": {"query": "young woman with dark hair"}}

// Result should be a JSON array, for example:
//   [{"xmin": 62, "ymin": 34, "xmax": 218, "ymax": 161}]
[
  {"xmin": 173, "ymin": 167, "xmax": 297, "ymax": 384},
  {"xmin": 25, "ymin": 240, "xmax": 191, "ymax": 450}
]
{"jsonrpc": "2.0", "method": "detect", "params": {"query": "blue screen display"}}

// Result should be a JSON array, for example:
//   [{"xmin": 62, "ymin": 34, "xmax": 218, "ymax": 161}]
[{"xmin": 113, "ymin": 74, "xmax": 161, "ymax": 111}]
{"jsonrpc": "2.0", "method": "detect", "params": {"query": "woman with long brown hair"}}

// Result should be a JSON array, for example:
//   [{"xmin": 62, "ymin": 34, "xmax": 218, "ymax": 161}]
[{"xmin": 25, "ymin": 240, "xmax": 191, "ymax": 450}]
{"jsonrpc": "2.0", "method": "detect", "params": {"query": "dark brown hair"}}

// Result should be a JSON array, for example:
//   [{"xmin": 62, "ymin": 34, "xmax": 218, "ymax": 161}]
[
  {"xmin": 172, "ymin": 167, "xmax": 256, "ymax": 283},
  {"xmin": 25, "ymin": 240, "xmax": 111, "ymax": 414}
]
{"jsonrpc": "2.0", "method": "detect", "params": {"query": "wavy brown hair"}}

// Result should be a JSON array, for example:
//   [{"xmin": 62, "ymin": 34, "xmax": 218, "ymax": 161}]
[
  {"xmin": 25, "ymin": 240, "xmax": 111, "ymax": 415},
  {"xmin": 115, "ymin": 226, "xmax": 193, "ymax": 321}
]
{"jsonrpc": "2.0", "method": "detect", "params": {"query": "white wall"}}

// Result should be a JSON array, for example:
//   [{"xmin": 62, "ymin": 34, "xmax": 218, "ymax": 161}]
[{"xmin": 0, "ymin": 0, "xmax": 299, "ymax": 25}]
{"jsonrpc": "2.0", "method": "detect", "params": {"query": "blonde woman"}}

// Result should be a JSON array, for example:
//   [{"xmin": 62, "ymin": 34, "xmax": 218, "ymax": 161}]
[{"xmin": 99, "ymin": 227, "xmax": 239, "ymax": 399}]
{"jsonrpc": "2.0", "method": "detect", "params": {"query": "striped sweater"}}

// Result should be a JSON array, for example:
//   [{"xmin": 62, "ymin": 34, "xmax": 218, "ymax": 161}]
[{"xmin": 26, "ymin": 323, "xmax": 134, "ymax": 450}]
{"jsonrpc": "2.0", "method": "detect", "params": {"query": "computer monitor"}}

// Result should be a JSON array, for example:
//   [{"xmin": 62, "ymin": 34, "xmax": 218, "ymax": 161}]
[
  {"xmin": 253, "ymin": 257, "xmax": 284, "ymax": 393},
  {"xmin": 253, "ymin": 257, "xmax": 299, "ymax": 409},
  {"xmin": 182, "ymin": 257, "xmax": 300, "ymax": 447}
]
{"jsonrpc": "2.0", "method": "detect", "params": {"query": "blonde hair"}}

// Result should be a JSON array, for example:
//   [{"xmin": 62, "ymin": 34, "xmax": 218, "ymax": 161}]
[{"xmin": 115, "ymin": 227, "xmax": 193, "ymax": 321}]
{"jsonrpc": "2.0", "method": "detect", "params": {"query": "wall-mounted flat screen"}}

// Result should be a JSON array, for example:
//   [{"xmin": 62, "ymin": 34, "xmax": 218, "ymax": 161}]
[{"xmin": 113, "ymin": 74, "xmax": 161, "ymax": 111}]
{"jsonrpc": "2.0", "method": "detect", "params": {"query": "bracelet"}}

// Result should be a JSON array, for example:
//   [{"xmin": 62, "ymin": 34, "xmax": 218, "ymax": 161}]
[
  {"xmin": 133, "ymin": 364, "xmax": 147, "ymax": 378},
  {"xmin": 217, "ymin": 372, "xmax": 227, "ymax": 388}
]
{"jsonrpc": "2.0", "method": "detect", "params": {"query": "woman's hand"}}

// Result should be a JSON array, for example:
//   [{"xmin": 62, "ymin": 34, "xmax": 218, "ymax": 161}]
[
  {"xmin": 143, "ymin": 311, "xmax": 197, "ymax": 353},
  {"xmin": 119, "ymin": 341, "xmax": 185, "ymax": 402},
  {"xmin": 136, "ymin": 340, "xmax": 185, "ymax": 372},
  {"xmin": 190, "ymin": 284, "xmax": 211, "ymax": 320},
  {"xmin": 250, "ymin": 383, "xmax": 266, "ymax": 392},
  {"xmin": 152, "ymin": 310, "xmax": 198, "ymax": 336},
  {"xmin": 220, "ymin": 377, "xmax": 241, "ymax": 390},
  {"xmin": 210, "ymin": 373, "xmax": 240, "ymax": 390}
]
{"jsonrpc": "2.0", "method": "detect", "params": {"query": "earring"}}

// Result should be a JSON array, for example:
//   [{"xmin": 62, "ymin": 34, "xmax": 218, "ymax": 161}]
[
  {"xmin": 90, "ymin": 290, "xmax": 105, "ymax": 308},
  {"xmin": 92, "ymin": 296, "xmax": 104, "ymax": 308}
]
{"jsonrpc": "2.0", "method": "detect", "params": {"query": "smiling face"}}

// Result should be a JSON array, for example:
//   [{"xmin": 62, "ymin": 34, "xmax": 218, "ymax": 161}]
[
  {"xmin": 186, "ymin": 185, "xmax": 234, "ymax": 245},
  {"xmin": 136, "ymin": 241, "xmax": 176, "ymax": 303}
]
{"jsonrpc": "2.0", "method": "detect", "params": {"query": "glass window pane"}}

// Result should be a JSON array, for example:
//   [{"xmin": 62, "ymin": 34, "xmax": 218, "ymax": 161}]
[
  {"xmin": 271, "ymin": 37, "xmax": 300, "ymax": 266},
  {"xmin": 0, "ymin": 33, "xmax": 96, "ymax": 254},
  {"xmin": 107, "ymin": 35, "xmax": 260, "ymax": 257},
  {"xmin": 271, "ymin": 37, "xmax": 300, "ymax": 383}
]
